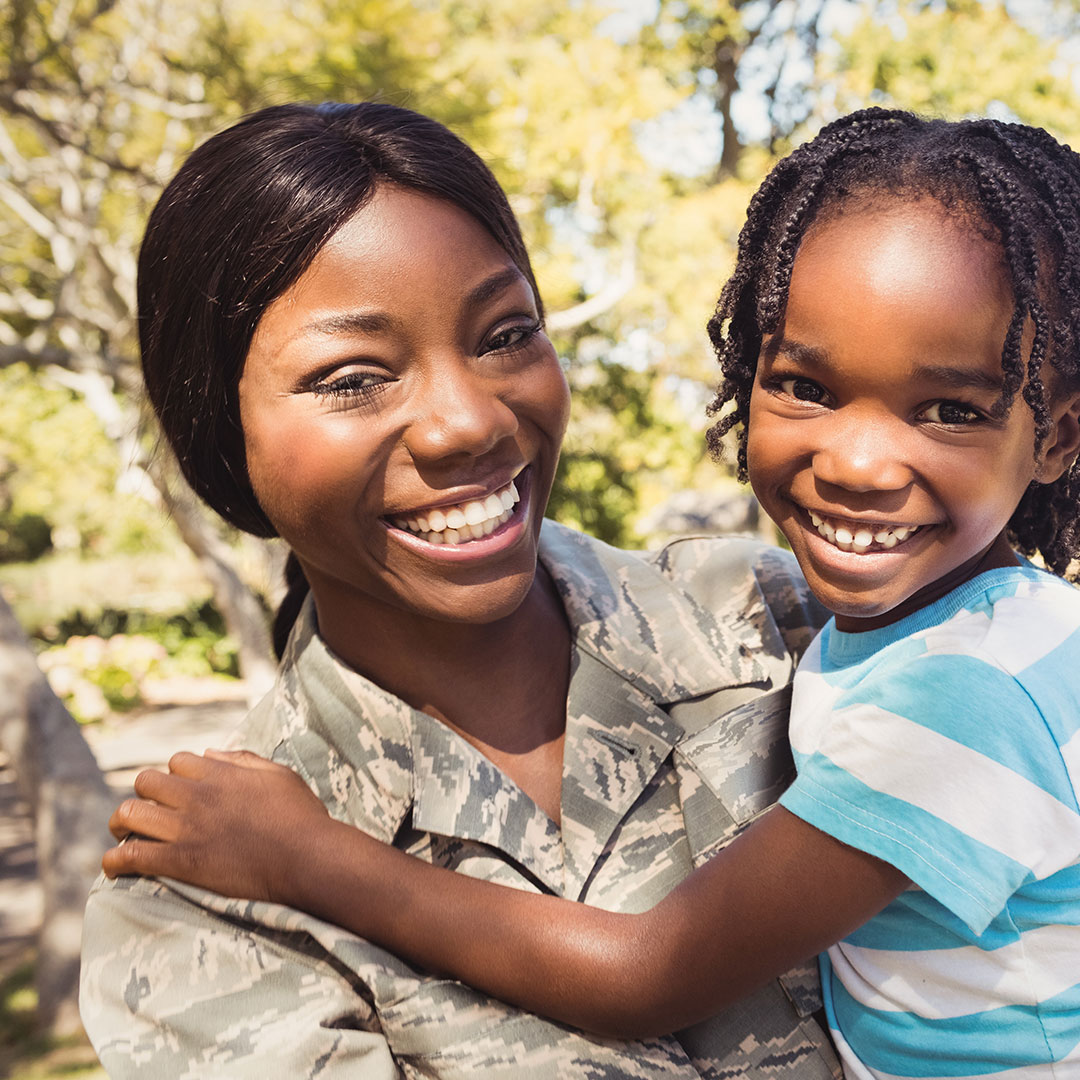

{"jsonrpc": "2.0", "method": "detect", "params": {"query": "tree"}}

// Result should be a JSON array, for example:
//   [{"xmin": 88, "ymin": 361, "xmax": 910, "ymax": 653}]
[{"xmin": 0, "ymin": 594, "xmax": 113, "ymax": 1035}]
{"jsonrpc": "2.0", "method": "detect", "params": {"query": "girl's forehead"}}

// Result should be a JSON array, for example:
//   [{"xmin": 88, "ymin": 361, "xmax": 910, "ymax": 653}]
[
  {"xmin": 794, "ymin": 198, "xmax": 1011, "ymax": 307},
  {"xmin": 776, "ymin": 199, "xmax": 1016, "ymax": 375}
]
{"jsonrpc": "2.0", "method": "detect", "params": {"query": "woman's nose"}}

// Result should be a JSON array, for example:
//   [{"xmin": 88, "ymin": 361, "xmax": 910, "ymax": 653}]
[
  {"xmin": 811, "ymin": 410, "xmax": 913, "ymax": 493},
  {"xmin": 405, "ymin": 367, "xmax": 519, "ymax": 461}
]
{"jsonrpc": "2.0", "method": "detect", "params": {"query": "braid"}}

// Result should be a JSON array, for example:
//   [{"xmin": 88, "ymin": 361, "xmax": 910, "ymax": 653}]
[{"xmin": 707, "ymin": 107, "xmax": 1080, "ymax": 578}]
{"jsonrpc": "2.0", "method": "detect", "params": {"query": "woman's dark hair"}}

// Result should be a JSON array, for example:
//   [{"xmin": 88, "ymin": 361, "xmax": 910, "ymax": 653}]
[
  {"xmin": 706, "ymin": 107, "xmax": 1080, "ymax": 577},
  {"xmin": 138, "ymin": 102, "xmax": 542, "ymax": 653}
]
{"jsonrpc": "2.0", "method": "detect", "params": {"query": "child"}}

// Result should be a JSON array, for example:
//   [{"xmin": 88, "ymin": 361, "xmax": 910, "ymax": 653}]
[{"xmin": 106, "ymin": 109, "xmax": 1080, "ymax": 1077}]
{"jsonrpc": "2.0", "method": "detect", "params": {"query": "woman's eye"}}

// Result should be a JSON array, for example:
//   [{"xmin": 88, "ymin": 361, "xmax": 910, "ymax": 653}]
[
  {"xmin": 310, "ymin": 371, "xmax": 387, "ymax": 400},
  {"xmin": 922, "ymin": 401, "xmax": 982, "ymax": 425},
  {"xmin": 483, "ymin": 320, "xmax": 541, "ymax": 354},
  {"xmin": 778, "ymin": 377, "xmax": 827, "ymax": 404}
]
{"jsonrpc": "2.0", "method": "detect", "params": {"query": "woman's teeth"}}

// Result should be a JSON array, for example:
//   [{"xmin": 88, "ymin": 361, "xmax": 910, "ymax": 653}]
[
  {"xmin": 392, "ymin": 481, "xmax": 519, "ymax": 546},
  {"xmin": 808, "ymin": 510, "xmax": 920, "ymax": 553}
]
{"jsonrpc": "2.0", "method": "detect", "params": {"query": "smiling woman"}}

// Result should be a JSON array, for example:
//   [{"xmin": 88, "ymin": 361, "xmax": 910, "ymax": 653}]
[{"xmin": 79, "ymin": 102, "xmax": 839, "ymax": 1079}]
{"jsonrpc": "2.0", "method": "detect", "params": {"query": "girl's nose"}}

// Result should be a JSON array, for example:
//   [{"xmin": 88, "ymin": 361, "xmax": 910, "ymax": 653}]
[
  {"xmin": 405, "ymin": 367, "xmax": 519, "ymax": 462},
  {"xmin": 811, "ymin": 411, "xmax": 913, "ymax": 493}
]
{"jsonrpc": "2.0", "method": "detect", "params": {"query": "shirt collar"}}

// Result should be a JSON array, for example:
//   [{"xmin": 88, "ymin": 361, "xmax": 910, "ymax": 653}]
[
  {"xmin": 271, "ymin": 523, "xmax": 774, "ymax": 890},
  {"xmin": 539, "ymin": 520, "xmax": 770, "ymax": 700}
]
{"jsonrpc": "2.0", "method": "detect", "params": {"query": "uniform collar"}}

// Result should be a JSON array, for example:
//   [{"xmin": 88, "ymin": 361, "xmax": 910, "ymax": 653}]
[
  {"xmin": 539, "ymin": 520, "xmax": 770, "ymax": 699},
  {"xmin": 271, "ymin": 523, "xmax": 774, "ymax": 894}
]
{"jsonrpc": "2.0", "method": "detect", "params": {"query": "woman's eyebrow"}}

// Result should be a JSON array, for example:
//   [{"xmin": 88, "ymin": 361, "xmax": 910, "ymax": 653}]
[
  {"xmin": 465, "ymin": 266, "xmax": 529, "ymax": 308},
  {"xmin": 301, "ymin": 310, "xmax": 394, "ymax": 336}
]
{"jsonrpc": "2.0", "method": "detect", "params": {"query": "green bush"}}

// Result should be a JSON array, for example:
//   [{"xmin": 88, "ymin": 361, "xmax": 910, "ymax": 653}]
[
  {"xmin": 0, "ymin": 513, "xmax": 52, "ymax": 562},
  {"xmin": 37, "ymin": 601, "xmax": 243, "ymax": 723}
]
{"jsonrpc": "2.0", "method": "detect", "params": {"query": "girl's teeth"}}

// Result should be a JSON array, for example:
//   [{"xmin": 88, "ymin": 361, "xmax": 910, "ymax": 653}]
[
  {"xmin": 808, "ymin": 511, "xmax": 920, "ymax": 553},
  {"xmin": 445, "ymin": 507, "xmax": 467, "ymax": 530},
  {"xmin": 427, "ymin": 508, "xmax": 447, "ymax": 532}
]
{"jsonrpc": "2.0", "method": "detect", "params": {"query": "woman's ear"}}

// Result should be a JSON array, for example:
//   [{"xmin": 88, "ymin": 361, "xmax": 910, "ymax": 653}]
[{"xmin": 1036, "ymin": 391, "xmax": 1080, "ymax": 483}]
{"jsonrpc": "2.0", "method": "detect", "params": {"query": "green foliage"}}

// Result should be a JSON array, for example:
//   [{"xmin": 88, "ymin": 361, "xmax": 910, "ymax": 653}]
[
  {"xmin": 0, "ymin": 959, "xmax": 105, "ymax": 1077},
  {"xmin": 0, "ymin": 365, "xmax": 166, "ymax": 561},
  {"xmin": 549, "ymin": 355, "xmax": 706, "ymax": 546},
  {"xmin": 37, "ymin": 602, "xmax": 242, "ymax": 722},
  {"xmin": 6, "ymin": 0, "xmax": 1080, "ymax": 616},
  {"xmin": 0, "ymin": 513, "xmax": 51, "ymax": 563},
  {"xmin": 822, "ymin": 1, "xmax": 1080, "ymax": 142}
]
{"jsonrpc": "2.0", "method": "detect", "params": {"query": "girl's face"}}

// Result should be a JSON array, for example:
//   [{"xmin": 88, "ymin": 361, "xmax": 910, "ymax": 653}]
[
  {"xmin": 238, "ymin": 184, "xmax": 571, "ymax": 631},
  {"xmin": 748, "ymin": 198, "xmax": 1080, "ymax": 631}
]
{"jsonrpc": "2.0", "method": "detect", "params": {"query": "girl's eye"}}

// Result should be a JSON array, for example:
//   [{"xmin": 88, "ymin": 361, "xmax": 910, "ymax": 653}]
[
  {"xmin": 483, "ymin": 320, "xmax": 541, "ymax": 355},
  {"xmin": 922, "ymin": 401, "xmax": 982, "ymax": 425},
  {"xmin": 310, "ymin": 371, "xmax": 388, "ymax": 402},
  {"xmin": 778, "ymin": 377, "xmax": 827, "ymax": 404}
]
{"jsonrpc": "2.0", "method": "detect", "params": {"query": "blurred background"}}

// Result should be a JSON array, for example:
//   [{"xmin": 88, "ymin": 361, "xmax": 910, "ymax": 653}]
[{"xmin": 1, "ymin": 0, "xmax": 1079, "ymax": 1074}]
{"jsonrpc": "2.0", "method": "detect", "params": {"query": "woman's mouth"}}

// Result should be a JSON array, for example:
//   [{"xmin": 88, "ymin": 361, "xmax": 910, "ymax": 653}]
[
  {"xmin": 389, "ymin": 478, "xmax": 520, "ymax": 546},
  {"xmin": 807, "ymin": 509, "xmax": 922, "ymax": 554}
]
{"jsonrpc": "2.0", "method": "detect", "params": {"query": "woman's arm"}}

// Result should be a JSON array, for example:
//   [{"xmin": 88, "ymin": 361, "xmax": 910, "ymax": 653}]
[{"xmin": 105, "ymin": 749, "xmax": 908, "ymax": 1037}]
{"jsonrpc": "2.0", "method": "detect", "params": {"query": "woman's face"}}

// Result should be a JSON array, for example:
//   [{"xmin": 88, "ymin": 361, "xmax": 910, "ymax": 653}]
[{"xmin": 238, "ymin": 184, "xmax": 571, "ymax": 630}]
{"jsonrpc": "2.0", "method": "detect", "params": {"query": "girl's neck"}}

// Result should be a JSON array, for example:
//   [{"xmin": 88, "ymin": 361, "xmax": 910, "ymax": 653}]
[{"xmin": 833, "ymin": 531, "xmax": 1021, "ymax": 633}]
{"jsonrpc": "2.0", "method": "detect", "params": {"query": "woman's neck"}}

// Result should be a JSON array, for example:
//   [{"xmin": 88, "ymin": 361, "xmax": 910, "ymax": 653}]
[{"xmin": 310, "ymin": 567, "xmax": 572, "ymax": 819}]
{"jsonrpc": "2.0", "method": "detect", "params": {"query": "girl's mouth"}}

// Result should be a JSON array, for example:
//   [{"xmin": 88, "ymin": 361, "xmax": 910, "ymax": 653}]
[
  {"xmin": 389, "ymin": 478, "xmax": 520, "ymax": 547},
  {"xmin": 807, "ymin": 509, "xmax": 922, "ymax": 553}
]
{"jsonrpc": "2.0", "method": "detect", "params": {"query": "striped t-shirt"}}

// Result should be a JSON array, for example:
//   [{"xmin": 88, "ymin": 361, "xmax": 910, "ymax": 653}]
[{"xmin": 779, "ymin": 564, "xmax": 1080, "ymax": 1078}]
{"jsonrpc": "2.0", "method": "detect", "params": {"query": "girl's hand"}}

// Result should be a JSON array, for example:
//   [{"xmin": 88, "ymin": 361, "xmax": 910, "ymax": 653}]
[{"xmin": 103, "ymin": 749, "xmax": 330, "ymax": 905}]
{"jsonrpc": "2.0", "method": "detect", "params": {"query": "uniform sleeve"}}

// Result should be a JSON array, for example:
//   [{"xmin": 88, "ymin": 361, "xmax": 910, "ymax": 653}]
[
  {"xmin": 750, "ymin": 544, "xmax": 830, "ymax": 663},
  {"xmin": 80, "ymin": 874, "xmax": 401, "ymax": 1080},
  {"xmin": 779, "ymin": 649, "xmax": 1080, "ymax": 935}
]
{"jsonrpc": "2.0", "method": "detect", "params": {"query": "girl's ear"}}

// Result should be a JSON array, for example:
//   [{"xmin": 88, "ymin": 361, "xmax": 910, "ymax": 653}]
[{"xmin": 1036, "ymin": 391, "xmax": 1080, "ymax": 483}]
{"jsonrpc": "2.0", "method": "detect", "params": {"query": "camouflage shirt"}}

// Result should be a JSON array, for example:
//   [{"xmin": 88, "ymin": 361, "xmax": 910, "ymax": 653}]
[{"xmin": 81, "ymin": 522, "xmax": 840, "ymax": 1079}]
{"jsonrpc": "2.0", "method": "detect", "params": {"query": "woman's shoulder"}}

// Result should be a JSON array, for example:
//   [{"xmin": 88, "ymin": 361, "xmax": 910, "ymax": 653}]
[{"xmin": 541, "ymin": 521, "xmax": 826, "ymax": 666}]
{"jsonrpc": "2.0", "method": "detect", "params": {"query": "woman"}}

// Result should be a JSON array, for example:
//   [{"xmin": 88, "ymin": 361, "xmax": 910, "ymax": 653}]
[{"xmin": 79, "ymin": 102, "xmax": 839, "ymax": 1079}]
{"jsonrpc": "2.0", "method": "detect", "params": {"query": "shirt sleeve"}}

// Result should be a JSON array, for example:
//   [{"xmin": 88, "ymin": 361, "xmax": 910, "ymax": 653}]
[
  {"xmin": 779, "ymin": 649, "xmax": 1080, "ymax": 935},
  {"xmin": 80, "ymin": 874, "xmax": 401, "ymax": 1080}
]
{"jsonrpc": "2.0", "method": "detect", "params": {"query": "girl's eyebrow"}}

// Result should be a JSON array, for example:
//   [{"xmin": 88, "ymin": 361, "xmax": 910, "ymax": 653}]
[
  {"xmin": 766, "ymin": 338, "xmax": 1004, "ymax": 392},
  {"xmin": 762, "ymin": 336, "xmax": 829, "ymax": 367},
  {"xmin": 911, "ymin": 364, "xmax": 1003, "ymax": 392}
]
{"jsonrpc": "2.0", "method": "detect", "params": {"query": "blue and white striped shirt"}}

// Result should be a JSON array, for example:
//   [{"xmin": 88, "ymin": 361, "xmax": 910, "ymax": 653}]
[{"xmin": 779, "ymin": 564, "xmax": 1080, "ymax": 1078}]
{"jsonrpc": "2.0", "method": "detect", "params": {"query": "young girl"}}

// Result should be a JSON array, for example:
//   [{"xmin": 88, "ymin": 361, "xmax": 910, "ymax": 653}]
[{"xmin": 106, "ymin": 109, "xmax": 1080, "ymax": 1077}]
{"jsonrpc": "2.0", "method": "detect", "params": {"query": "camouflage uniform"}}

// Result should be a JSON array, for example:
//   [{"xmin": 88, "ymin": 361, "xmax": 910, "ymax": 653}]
[{"xmin": 81, "ymin": 522, "xmax": 840, "ymax": 1079}]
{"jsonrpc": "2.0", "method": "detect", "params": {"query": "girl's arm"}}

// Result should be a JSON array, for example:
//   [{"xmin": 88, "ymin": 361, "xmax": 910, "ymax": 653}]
[{"xmin": 105, "ymin": 749, "xmax": 908, "ymax": 1037}]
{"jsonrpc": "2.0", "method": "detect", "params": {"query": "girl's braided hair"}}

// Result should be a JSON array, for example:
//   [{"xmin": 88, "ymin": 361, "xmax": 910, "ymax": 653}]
[{"xmin": 706, "ymin": 107, "xmax": 1080, "ymax": 576}]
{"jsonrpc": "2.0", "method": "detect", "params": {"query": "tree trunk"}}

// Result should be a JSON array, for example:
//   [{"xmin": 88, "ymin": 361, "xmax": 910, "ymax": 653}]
[
  {"xmin": 0, "ymin": 597, "xmax": 113, "ymax": 1036},
  {"xmin": 150, "ymin": 468, "xmax": 278, "ymax": 701}
]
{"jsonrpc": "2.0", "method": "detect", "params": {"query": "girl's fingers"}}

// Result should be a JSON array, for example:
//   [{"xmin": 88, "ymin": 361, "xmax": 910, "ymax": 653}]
[
  {"xmin": 167, "ymin": 750, "xmax": 213, "ymax": 778},
  {"xmin": 133, "ymin": 767, "xmax": 192, "ymax": 806},
  {"xmin": 103, "ymin": 836, "xmax": 183, "ymax": 880},
  {"xmin": 203, "ymin": 748, "xmax": 284, "ymax": 773},
  {"xmin": 108, "ymin": 797, "xmax": 181, "ymax": 843}
]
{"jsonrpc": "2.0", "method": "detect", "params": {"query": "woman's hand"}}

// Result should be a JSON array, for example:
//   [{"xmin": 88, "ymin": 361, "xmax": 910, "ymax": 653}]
[{"xmin": 103, "ymin": 749, "xmax": 330, "ymax": 905}]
